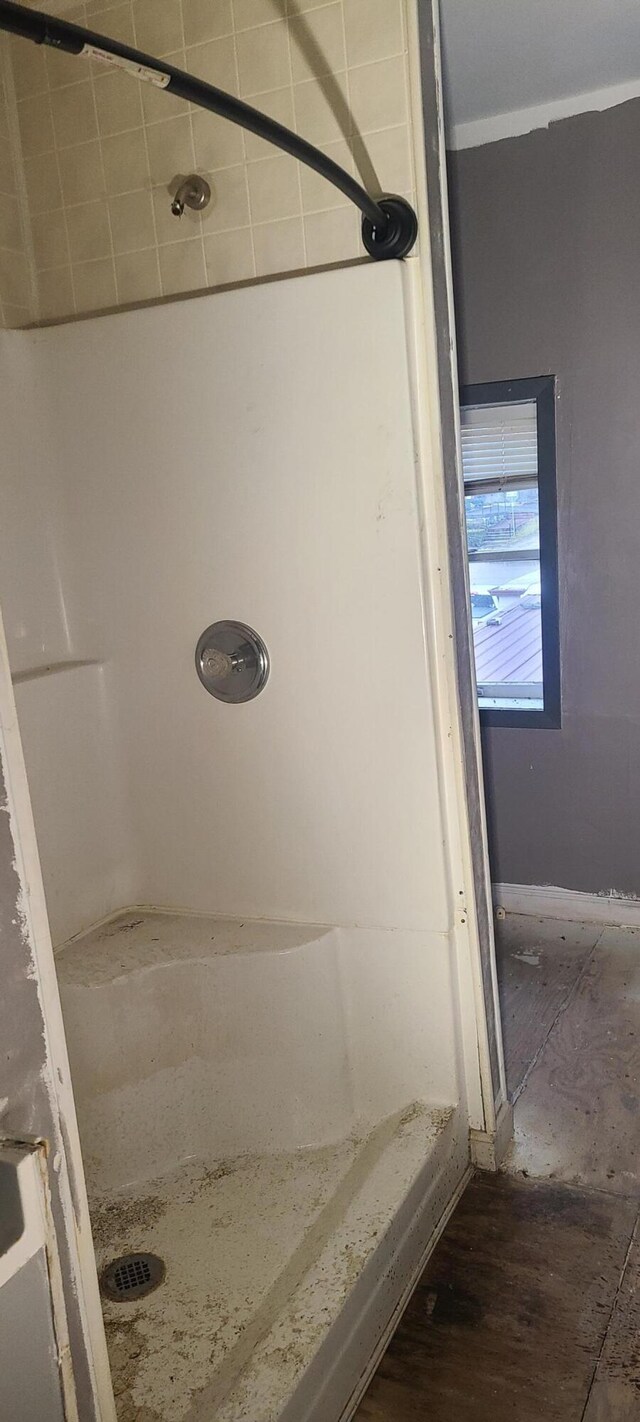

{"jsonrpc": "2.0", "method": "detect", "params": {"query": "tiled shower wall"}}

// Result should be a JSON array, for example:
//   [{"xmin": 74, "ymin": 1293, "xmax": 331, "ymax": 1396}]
[
  {"xmin": 3, "ymin": 0, "xmax": 415, "ymax": 324},
  {"xmin": 0, "ymin": 42, "xmax": 35, "ymax": 326}
]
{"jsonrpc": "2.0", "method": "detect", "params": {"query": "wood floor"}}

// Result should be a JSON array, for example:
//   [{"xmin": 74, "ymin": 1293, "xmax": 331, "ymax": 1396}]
[{"xmin": 356, "ymin": 915, "xmax": 640, "ymax": 1421}]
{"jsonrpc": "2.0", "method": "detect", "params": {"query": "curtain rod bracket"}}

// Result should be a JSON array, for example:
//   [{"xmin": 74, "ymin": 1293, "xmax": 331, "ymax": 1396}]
[{"xmin": 361, "ymin": 195, "xmax": 419, "ymax": 261}]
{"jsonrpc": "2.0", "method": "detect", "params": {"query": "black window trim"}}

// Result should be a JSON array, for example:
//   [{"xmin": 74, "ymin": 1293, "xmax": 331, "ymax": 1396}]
[{"xmin": 461, "ymin": 374, "xmax": 561, "ymax": 730}]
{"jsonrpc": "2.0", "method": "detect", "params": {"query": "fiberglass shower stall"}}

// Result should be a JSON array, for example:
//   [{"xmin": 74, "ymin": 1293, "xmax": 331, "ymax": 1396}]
[{"xmin": 0, "ymin": 12, "xmax": 506, "ymax": 1422}]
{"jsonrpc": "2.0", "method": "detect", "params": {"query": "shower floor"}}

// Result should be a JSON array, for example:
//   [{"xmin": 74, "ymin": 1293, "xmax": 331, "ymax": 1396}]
[
  {"xmin": 57, "ymin": 908, "xmax": 465, "ymax": 1419},
  {"xmin": 90, "ymin": 1106, "xmax": 459, "ymax": 1422}
]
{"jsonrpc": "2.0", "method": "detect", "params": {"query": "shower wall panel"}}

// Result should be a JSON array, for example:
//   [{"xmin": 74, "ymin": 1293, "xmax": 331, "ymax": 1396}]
[
  {"xmin": 0, "ymin": 334, "xmax": 74, "ymax": 674},
  {"xmin": 0, "ymin": 330, "xmax": 137, "ymax": 943},
  {"xmin": 23, "ymin": 260, "xmax": 451, "ymax": 935}
]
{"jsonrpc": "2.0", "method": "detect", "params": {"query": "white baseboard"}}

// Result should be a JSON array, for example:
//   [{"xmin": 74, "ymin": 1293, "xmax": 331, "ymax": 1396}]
[{"xmin": 493, "ymin": 882, "xmax": 640, "ymax": 928}]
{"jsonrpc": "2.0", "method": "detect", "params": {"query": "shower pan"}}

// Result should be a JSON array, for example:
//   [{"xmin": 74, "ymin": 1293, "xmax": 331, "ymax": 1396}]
[{"xmin": 0, "ymin": 4, "xmax": 505, "ymax": 1420}]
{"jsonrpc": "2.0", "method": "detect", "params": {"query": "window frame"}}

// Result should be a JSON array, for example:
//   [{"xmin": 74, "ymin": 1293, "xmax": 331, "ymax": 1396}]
[{"xmin": 461, "ymin": 375, "xmax": 561, "ymax": 730}]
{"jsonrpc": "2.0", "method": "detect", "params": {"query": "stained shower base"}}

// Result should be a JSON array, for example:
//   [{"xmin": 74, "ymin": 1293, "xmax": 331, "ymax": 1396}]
[
  {"xmin": 57, "ymin": 909, "xmax": 466, "ymax": 1419},
  {"xmin": 90, "ymin": 1105, "xmax": 461, "ymax": 1422}
]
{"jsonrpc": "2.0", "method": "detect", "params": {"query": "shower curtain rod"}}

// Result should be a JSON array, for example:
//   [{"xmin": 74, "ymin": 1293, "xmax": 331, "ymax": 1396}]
[{"xmin": 0, "ymin": 0, "xmax": 418, "ymax": 260}]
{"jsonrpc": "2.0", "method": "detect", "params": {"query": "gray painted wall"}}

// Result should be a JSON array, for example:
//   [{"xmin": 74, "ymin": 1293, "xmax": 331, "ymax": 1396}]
[{"xmin": 448, "ymin": 98, "xmax": 640, "ymax": 896}]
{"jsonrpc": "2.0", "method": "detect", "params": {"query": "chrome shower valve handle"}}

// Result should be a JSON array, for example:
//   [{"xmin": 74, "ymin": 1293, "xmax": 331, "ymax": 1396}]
[{"xmin": 195, "ymin": 622, "xmax": 269, "ymax": 702}]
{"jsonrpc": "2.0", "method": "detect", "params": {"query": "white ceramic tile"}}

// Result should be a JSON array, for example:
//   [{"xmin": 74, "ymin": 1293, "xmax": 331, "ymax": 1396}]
[
  {"xmin": 199, "ymin": 164, "xmax": 251, "ymax": 233},
  {"xmin": 289, "ymin": 3, "xmax": 346, "ymax": 83},
  {"xmin": 303, "ymin": 204, "xmax": 359, "ymax": 264},
  {"xmin": 50, "ymin": 82, "xmax": 99, "ymax": 150},
  {"xmin": 102, "ymin": 127, "xmax": 151, "ymax": 195},
  {"xmin": 183, "ymin": 0, "xmax": 234, "ymax": 48},
  {"xmin": 115, "ymin": 247, "xmax": 162, "ymax": 303},
  {"xmin": 232, "ymin": 0, "xmax": 283, "ymax": 31},
  {"xmin": 0, "ymin": 247, "xmax": 31, "ymax": 306},
  {"xmin": 12, "ymin": 37, "xmax": 48, "ymax": 98},
  {"xmin": 185, "ymin": 35, "xmax": 238, "ymax": 91},
  {"xmin": 94, "ymin": 68, "xmax": 145, "ymax": 135},
  {"xmin": 351, "ymin": 123, "xmax": 413, "ymax": 198},
  {"xmin": 236, "ymin": 19, "xmax": 291, "ymax": 96},
  {"xmin": 72, "ymin": 255, "xmax": 118, "ymax": 311},
  {"xmin": 37, "ymin": 265, "xmax": 75, "ymax": 320},
  {"xmin": 243, "ymin": 86, "xmax": 295, "ymax": 159},
  {"xmin": 31, "ymin": 209, "xmax": 71, "ymax": 271},
  {"xmin": 343, "ymin": 0, "xmax": 404, "ymax": 68},
  {"xmin": 293, "ymin": 71, "xmax": 351, "ymax": 144},
  {"xmin": 204, "ymin": 226, "xmax": 255, "ymax": 285},
  {"xmin": 23, "ymin": 153, "xmax": 63, "ymax": 215},
  {"xmin": 133, "ymin": 0, "xmax": 184, "ymax": 56},
  {"xmin": 0, "ymin": 194, "xmax": 23, "ymax": 252},
  {"xmin": 253, "ymin": 213, "xmax": 304, "ymax": 274},
  {"xmin": 47, "ymin": 46, "xmax": 90, "ymax": 91},
  {"xmin": 285, "ymin": 0, "xmax": 337, "ymax": 10},
  {"xmin": 0, "ymin": 147, "xmax": 17, "ymax": 198},
  {"xmin": 87, "ymin": 4, "xmax": 136, "ymax": 46},
  {"xmin": 2, "ymin": 303, "xmax": 32, "ymax": 329},
  {"xmin": 348, "ymin": 54, "xmax": 408, "ymax": 134},
  {"xmin": 299, "ymin": 137, "xmax": 352, "ymax": 210},
  {"xmin": 191, "ymin": 107, "xmax": 245, "ymax": 173},
  {"xmin": 145, "ymin": 114, "xmax": 194, "ymax": 188},
  {"xmin": 141, "ymin": 53, "xmax": 190, "ymax": 124},
  {"xmin": 158, "ymin": 236, "xmax": 207, "ymax": 295},
  {"xmin": 58, "ymin": 140, "xmax": 107, "ymax": 207},
  {"xmin": 66, "ymin": 199, "xmax": 112, "ymax": 263},
  {"xmin": 109, "ymin": 189, "xmax": 156, "ymax": 252},
  {"xmin": 247, "ymin": 153, "xmax": 301, "ymax": 223},
  {"xmin": 18, "ymin": 92, "xmax": 55, "ymax": 158}
]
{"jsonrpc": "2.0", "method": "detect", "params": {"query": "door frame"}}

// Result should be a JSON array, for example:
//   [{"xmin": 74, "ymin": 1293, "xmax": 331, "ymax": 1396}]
[{"xmin": 408, "ymin": 0, "xmax": 509, "ymax": 1153}]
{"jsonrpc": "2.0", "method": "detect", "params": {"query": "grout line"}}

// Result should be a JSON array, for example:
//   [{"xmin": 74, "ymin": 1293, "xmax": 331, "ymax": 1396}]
[
  {"xmin": 230, "ymin": 14, "xmax": 257, "ymax": 282},
  {"xmin": 15, "ymin": 50, "xmax": 407, "ymax": 110},
  {"xmin": 283, "ymin": 0, "xmax": 306, "ymax": 261},
  {"xmin": 16, "ymin": 116, "xmax": 410, "ymax": 183},
  {"xmin": 399, "ymin": 0, "xmax": 416, "ymax": 192},
  {"xmin": 29, "ymin": 187, "xmax": 356, "ymax": 277},
  {"xmin": 45, "ymin": 97, "xmax": 76, "ymax": 317},
  {"xmin": 1, "ymin": 41, "xmax": 39, "ymax": 322},
  {"xmin": 579, "ymin": 1210, "xmax": 639, "ymax": 1421},
  {"xmin": 85, "ymin": 42, "xmax": 118, "ymax": 308},
  {"xmin": 130, "ymin": 0, "xmax": 162, "ymax": 302},
  {"xmin": 179, "ymin": 2, "xmax": 207, "ymax": 293}
]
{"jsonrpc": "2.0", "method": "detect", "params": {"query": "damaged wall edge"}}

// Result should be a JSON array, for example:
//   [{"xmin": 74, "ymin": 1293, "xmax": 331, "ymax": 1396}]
[{"xmin": 0, "ymin": 607, "xmax": 115, "ymax": 1420}]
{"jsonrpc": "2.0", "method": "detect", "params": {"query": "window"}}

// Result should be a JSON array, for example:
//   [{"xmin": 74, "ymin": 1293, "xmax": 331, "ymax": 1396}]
[{"xmin": 461, "ymin": 376, "xmax": 560, "ymax": 728}]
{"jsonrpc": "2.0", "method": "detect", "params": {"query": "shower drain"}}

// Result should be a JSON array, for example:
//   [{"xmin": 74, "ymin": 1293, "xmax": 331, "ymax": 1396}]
[{"xmin": 100, "ymin": 1252, "xmax": 165, "ymax": 1302}]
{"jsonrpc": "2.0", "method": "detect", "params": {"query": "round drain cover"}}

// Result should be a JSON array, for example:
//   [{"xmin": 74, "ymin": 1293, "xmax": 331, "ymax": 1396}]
[{"xmin": 100, "ymin": 1252, "xmax": 165, "ymax": 1302}]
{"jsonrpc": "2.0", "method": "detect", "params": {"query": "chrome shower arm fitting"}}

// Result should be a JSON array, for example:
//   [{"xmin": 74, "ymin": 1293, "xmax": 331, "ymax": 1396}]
[{"xmin": 171, "ymin": 174, "xmax": 211, "ymax": 218}]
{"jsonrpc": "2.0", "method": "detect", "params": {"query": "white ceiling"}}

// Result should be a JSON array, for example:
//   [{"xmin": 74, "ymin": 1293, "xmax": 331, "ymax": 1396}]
[{"xmin": 440, "ymin": 0, "xmax": 640, "ymax": 146}]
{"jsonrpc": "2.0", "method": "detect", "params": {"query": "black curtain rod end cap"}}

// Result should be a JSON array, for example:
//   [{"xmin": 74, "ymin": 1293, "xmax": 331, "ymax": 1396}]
[{"xmin": 361, "ymin": 195, "xmax": 418, "ymax": 261}]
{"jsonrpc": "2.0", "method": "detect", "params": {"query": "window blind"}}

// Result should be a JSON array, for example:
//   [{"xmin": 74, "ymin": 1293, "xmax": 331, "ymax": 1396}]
[{"xmin": 461, "ymin": 399, "xmax": 538, "ymax": 486}]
